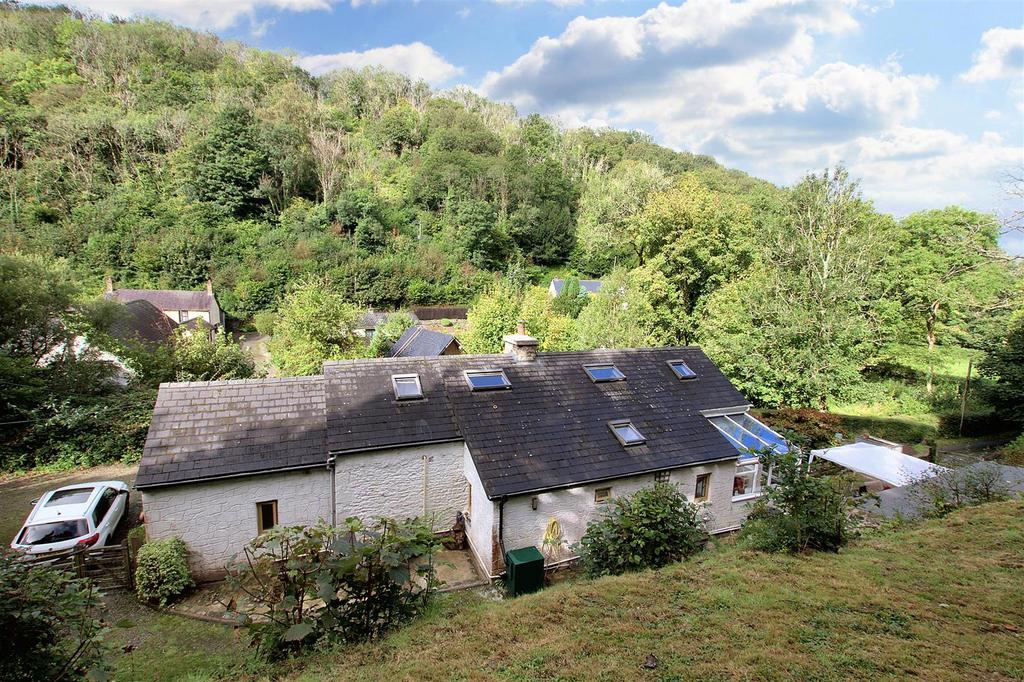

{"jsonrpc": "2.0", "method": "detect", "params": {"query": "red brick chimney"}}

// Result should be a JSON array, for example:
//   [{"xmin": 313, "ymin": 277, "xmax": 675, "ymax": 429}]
[{"xmin": 206, "ymin": 279, "xmax": 213, "ymax": 295}]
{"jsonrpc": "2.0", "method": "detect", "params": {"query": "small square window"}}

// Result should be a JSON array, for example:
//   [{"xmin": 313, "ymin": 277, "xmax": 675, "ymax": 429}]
[
  {"xmin": 584, "ymin": 364, "xmax": 625, "ymax": 382},
  {"xmin": 609, "ymin": 420, "xmax": 645, "ymax": 446},
  {"xmin": 256, "ymin": 500, "xmax": 278, "ymax": 534},
  {"xmin": 655, "ymin": 471, "xmax": 671, "ymax": 484},
  {"xmin": 465, "ymin": 369, "xmax": 511, "ymax": 391},
  {"xmin": 667, "ymin": 360, "xmax": 697, "ymax": 380},
  {"xmin": 595, "ymin": 487, "xmax": 612, "ymax": 503},
  {"xmin": 392, "ymin": 373, "xmax": 423, "ymax": 400},
  {"xmin": 694, "ymin": 474, "xmax": 711, "ymax": 502},
  {"xmin": 179, "ymin": 310, "xmax": 190, "ymax": 322}
]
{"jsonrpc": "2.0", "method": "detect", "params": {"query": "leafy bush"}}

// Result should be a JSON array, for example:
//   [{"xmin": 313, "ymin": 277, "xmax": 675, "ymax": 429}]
[
  {"xmin": 576, "ymin": 483, "xmax": 707, "ymax": 577},
  {"xmin": 907, "ymin": 463, "xmax": 1012, "ymax": 517},
  {"xmin": 1001, "ymin": 433, "xmax": 1024, "ymax": 467},
  {"xmin": 757, "ymin": 408, "xmax": 842, "ymax": 449},
  {"xmin": 740, "ymin": 451, "xmax": 852, "ymax": 553},
  {"xmin": 0, "ymin": 549, "xmax": 107, "ymax": 681},
  {"xmin": 135, "ymin": 537, "xmax": 193, "ymax": 606},
  {"xmin": 367, "ymin": 311, "xmax": 417, "ymax": 357},
  {"xmin": 228, "ymin": 517, "xmax": 441, "ymax": 661}
]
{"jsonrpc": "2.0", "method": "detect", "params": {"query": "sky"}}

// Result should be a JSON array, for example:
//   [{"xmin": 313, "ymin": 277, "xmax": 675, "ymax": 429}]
[{"xmin": 57, "ymin": 0, "xmax": 1024, "ymax": 254}]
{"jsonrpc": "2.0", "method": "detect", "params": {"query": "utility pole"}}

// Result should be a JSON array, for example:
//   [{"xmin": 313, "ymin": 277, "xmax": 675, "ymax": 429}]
[{"xmin": 958, "ymin": 358, "xmax": 973, "ymax": 437}]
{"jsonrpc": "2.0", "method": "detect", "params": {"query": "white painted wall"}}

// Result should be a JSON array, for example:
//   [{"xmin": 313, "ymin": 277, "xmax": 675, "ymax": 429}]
[
  {"xmin": 141, "ymin": 468, "xmax": 332, "ymax": 580},
  {"xmin": 334, "ymin": 442, "xmax": 466, "ymax": 532},
  {"xmin": 462, "ymin": 444, "xmax": 497, "ymax": 575},
  {"xmin": 470, "ymin": 458, "xmax": 755, "ymax": 577}
]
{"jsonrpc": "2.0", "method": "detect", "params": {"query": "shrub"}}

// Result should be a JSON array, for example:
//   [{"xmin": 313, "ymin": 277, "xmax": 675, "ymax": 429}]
[
  {"xmin": 740, "ymin": 450, "xmax": 852, "ymax": 553},
  {"xmin": 757, "ymin": 408, "xmax": 843, "ymax": 449},
  {"xmin": 228, "ymin": 517, "xmax": 441, "ymax": 661},
  {"xmin": 907, "ymin": 463, "xmax": 1012, "ymax": 517},
  {"xmin": 135, "ymin": 537, "xmax": 193, "ymax": 606},
  {"xmin": 0, "ymin": 549, "xmax": 107, "ymax": 681},
  {"xmin": 576, "ymin": 483, "xmax": 707, "ymax": 577},
  {"xmin": 1001, "ymin": 433, "xmax": 1024, "ymax": 466}
]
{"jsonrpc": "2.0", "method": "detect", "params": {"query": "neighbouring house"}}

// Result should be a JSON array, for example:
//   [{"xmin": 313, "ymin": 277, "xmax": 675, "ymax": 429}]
[
  {"xmin": 547, "ymin": 278, "xmax": 602, "ymax": 298},
  {"xmin": 136, "ymin": 334, "xmax": 787, "ymax": 580},
  {"xmin": 354, "ymin": 311, "xmax": 408, "ymax": 339},
  {"xmin": 386, "ymin": 327, "xmax": 461, "ymax": 358},
  {"xmin": 105, "ymin": 276, "xmax": 225, "ymax": 329}
]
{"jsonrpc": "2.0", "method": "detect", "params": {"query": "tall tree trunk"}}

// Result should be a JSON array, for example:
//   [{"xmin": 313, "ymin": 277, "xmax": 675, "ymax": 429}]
[{"xmin": 925, "ymin": 302, "xmax": 939, "ymax": 396}]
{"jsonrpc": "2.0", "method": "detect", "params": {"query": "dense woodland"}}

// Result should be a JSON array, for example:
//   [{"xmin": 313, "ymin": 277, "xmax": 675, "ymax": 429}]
[{"xmin": 1, "ymin": 5, "xmax": 1022, "ymax": 471}]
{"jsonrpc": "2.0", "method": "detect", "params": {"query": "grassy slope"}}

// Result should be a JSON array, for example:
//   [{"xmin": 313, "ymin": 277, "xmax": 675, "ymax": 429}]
[{"xmin": 286, "ymin": 501, "xmax": 1024, "ymax": 682}]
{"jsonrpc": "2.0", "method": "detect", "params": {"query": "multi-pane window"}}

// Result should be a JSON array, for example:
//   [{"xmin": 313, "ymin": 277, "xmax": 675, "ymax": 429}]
[
  {"xmin": 732, "ymin": 462, "xmax": 769, "ymax": 499},
  {"xmin": 256, "ymin": 500, "xmax": 278, "ymax": 534},
  {"xmin": 654, "ymin": 471, "xmax": 671, "ymax": 484},
  {"xmin": 694, "ymin": 473, "xmax": 711, "ymax": 502},
  {"xmin": 594, "ymin": 487, "xmax": 612, "ymax": 503}
]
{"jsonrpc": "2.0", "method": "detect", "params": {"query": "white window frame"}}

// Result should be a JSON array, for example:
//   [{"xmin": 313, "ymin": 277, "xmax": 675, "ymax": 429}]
[
  {"xmin": 731, "ymin": 459, "xmax": 773, "ymax": 501},
  {"xmin": 666, "ymin": 359, "xmax": 697, "ymax": 380},
  {"xmin": 391, "ymin": 373, "xmax": 423, "ymax": 400},
  {"xmin": 609, "ymin": 420, "xmax": 645, "ymax": 446},
  {"xmin": 583, "ymin": 363, "xmax": 626, "ymax": 383},
  {"xmin": 464, "ymin": 369, "xmax": 512, "ymax": 391}
]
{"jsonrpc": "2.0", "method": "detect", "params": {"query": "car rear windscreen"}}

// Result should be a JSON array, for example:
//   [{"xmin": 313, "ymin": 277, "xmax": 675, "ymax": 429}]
[
  {"xmin": 44, "ymin": 488, "xmax": 94, "ymax": 506},
  {"xmin": 18, "ymin": 519, "xmax": 89, "ymax": 545}
]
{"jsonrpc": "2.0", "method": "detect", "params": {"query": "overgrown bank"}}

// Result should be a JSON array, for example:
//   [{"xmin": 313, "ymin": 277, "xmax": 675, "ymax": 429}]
[{"xmin": 102, "ymin": 500, "xmax": 1024, "ymax": 681}]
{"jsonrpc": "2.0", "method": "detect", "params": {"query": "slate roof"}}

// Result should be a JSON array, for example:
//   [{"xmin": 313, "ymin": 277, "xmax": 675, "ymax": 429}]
[
  {"xmin": 136, "ymin": 376, "xmax": 325, "ymax": 488},
  {"xmin": 138, "ymin": 347, "xmax": 752, "ymax": 495},
  {"xmin": 549, "ymin": 278, "xmax": 603, "ymax": 296},
  {"xmin": 386, "ymin": 327, "xmax": 460, "ymax": 357},
  {"xmin": 108, "ymin": 300, "xmax": 178, "ymax": 345},
  {"xmin": 356, "ymin": 311, "xmax": 391, "ymax": 330},
  {"xmin": 109, "ymin": 288, "xmax": 215, "ymax": 316}
]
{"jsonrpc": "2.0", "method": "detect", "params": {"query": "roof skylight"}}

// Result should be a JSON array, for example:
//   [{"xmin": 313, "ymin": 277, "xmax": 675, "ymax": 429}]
[
  {"xmin": 391, "ymin": 374, "xmax": 423, "ymax": 400},
  {"xmin": 584, "ymin": 364, "xmax": 625, "ymax": 382},
  {"xmin": 465, "ymin": 369, "xmax": 512, "ymax": 391},
  {"xmin": 667, "ymin": 360, "xmax": 697, "ymax": 380},
  {"xmin": 609, "ymin": 420, "xmax": 645, "ymax": 446},
  {"xmin": 708, "ymin": 413, "xmax": 788, "ymax": 459}
]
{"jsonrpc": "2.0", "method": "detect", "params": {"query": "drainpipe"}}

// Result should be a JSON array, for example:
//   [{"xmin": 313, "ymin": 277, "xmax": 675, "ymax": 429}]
[
  {"xmin": 498, "ymin": 496, "xmax": 508, "ymax": 568},
  {"xmin": 326, "ymin": 456, "xmax": 337, "ymax": 526}
]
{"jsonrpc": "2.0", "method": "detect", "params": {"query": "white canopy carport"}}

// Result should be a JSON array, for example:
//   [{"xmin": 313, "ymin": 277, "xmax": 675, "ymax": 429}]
[{"xmin": 808, "ymin": 442, "xmax": 948, "ymax": 487}]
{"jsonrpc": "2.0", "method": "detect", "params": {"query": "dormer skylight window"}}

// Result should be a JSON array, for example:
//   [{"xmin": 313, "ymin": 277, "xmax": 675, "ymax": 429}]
[
  {"xmin": 609, "ymin": 420, "xmax": 645, "ymax": 446},
  {"xmin": 584, "ymin": 364, "xmax": 625, "ymax": 383},
  {"xmin": 465, "ymin": 369, "xmax": 511, "ymax": 391},
  {"xmin": 667, "ymin": 360, "xmax": 697, "ymax": 380},
  {"xmin": 391, "ymin": 374, "xmax": 423, "ymax": 400}
]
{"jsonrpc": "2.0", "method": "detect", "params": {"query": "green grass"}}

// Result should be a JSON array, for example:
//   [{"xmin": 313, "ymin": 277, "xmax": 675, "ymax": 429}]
[{"xmin": 99, "ymin": 501, "xmax": 1024, "ymax": 681}]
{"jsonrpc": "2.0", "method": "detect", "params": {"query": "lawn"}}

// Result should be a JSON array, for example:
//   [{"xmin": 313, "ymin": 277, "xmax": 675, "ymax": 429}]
[{"xmin": 25, "ymin": 498, "xmax": 1022, "ymax": 681}]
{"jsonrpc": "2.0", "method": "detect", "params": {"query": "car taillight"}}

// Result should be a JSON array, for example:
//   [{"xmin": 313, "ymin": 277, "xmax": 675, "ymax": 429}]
[{"xmin": 76, "ymin": 533, "xmax": 100, "ymax": 547}]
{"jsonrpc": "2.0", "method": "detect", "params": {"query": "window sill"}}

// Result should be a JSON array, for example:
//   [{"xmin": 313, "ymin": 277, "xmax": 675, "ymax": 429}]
[{"xmin": 731, "ymin": 492, "xmax": 764, "ymax": 503}]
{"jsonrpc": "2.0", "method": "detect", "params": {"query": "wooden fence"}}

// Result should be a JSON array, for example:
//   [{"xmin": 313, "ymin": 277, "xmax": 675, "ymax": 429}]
[
  {"xmin": 412, "ymin": 306, "xmax": 468, "ymax": 320},
  {"xmin": 25, "ymin": 543, "xmax": 134, "ymax": 592}
]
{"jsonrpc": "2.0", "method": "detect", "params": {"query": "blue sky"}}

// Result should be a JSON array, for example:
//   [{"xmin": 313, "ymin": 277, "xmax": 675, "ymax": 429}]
[{"xmin": 63, "ymin": 1, "xmax": 1024, "ymax": 253}]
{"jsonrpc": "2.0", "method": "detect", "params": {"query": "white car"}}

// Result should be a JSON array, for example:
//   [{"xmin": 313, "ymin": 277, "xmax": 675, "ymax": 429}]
[{"xmin": 11, "ymin": 481, "xmax": 129, "ymax": 555}]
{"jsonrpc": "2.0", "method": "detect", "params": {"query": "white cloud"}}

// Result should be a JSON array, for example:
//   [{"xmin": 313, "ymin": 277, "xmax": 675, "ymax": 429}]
[
  {"xmin": 961, "ymin": 26, "xmax": 1024, "ymax": 82},
  {"xmin": 59, "ymin": 0, "xmax": 336, "ymax": 30},
  {"xmin": 984, "ymin": 109, "xmax": 1004, "ymax": 120},
  {"xmin": 296, "ymin": 42, "xmax": 463, "ymax": 85}
]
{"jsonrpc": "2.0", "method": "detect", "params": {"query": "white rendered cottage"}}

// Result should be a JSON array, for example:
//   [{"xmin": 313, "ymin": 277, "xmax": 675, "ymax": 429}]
[{"xmin": 136, "ymin": 335, "xmax": 787, "ymax": 580}]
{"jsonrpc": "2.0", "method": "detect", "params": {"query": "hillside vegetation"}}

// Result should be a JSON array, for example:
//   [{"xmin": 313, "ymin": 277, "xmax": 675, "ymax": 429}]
[
  {"xmin": 1, "ymin": 5, "xmax": 1021, "ymax": 472},
  {"xmin": 106, "ymin": 501, "xmax": 1024, "ymax": 680}
]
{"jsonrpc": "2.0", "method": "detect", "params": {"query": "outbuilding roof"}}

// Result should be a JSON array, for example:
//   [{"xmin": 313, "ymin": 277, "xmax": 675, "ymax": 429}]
[
  {"xmin": 137, "ymin": 347, "xmax": 752, "ymax": 495},
  {"xmin": 108, "ymin": 300, "xmax": 178, "ymax": 345},
  {"xmin": 109, "ymin": 288, "xmax": 216, "ymax": 316},
  {"xmin": 386, "ymin": 327, "xmax": 460, "ymax": 357}
]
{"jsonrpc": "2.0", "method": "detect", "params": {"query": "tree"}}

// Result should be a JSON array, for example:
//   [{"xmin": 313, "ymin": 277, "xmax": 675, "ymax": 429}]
[
  {"xmin": 895, "ymin": 207, "xmax": 1013, "ymax": 393},
  {"xmin": 0, "ymin": 550, "xmax": 108, "ymax": 681},
  {"xmin": 700, "ymin": 168, "xmax": 895, "ymax": 408},
  {"xmin": 462, "ymin": 281, "xmax": 522, "ymax": 354},
  {"xmin": 172, "ymin": 323, "xmax": 258, "ymax": 382},
  {"xmin": 979, "ymin": 316, "xmax": 1024, "ymax": 426},
  {"xmin": 575, "ymin": 268, "xmax": 682, "ymax": 350},
  {"xmin": 367, "ymin": 311, "xmax": 417, "ymax": 357},
  {"xmin": 268, "ymin": 277, "xmax": 363, "ymax": 376},
  {"xmin": 181, "ymin": 106, "xmax": 271, "ymax": 217},
  {"xmin": 0, "ymin": 253, "xmax": 78, "ymax": 361},
  {"xmin": 576, "ymin": 483, "xmax": 707, "ymax": 577},
  {"xmin": 575, "ymin": 160, "xmax": 669, "ymax": 271},
  {"xmin": 550, "ymin": 276, "xmax": 588, "ymax": 319}
]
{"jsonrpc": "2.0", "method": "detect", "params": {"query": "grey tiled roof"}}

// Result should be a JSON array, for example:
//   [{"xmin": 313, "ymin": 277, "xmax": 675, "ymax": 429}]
[
  {"xmin": 136, "ymin": 376, "xmax": 325, "ymax": 488},
  {"xmin": 138, "ymin": 347, "xmax": 751, "ymax": 496},
  {"xmin": 109, "ymin": 288, "xmax": 215, "ymax": 315},
  {"xmin": 386, "ymin": 327, "xmax": 460, "ymax": 357},
  {"xmin": 108, "ymin": 300, "xmax": 178, "ymax": 345},
  {"xmin": 356, "ymin": 311, "xmax": 391, "ymax": 330},
  {"xmin": 550, "ymin": 278, "xmax": 603, "ymax": 296}
]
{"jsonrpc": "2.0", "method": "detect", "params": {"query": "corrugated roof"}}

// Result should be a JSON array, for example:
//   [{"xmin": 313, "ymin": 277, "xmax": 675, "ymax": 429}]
[{"xmin": 386, "ymin": 327, "xmax": 459, "ymax": 357}]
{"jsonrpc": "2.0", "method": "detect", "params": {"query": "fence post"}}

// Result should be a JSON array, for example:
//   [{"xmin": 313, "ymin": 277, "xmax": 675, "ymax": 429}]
[
  {"xmin": 73, "ymin": 548, "xmax": 85, "ymax": 579},
  {"xmin": 123, "ymin": 544, "xmax": 134, "ymax": 590}
]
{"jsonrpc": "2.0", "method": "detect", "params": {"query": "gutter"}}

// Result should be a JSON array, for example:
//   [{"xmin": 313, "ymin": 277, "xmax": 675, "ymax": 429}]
[
  {"xmin": 135, "ymin": 461, "xmax": 325, "ymax": 490},
  {"xmin": 326, "ymin": 455, "xmax": 337, "ymax": 526},
  {"xmin": 497, "ymin": 495, "xmax": 508, "ymax": 567}
]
